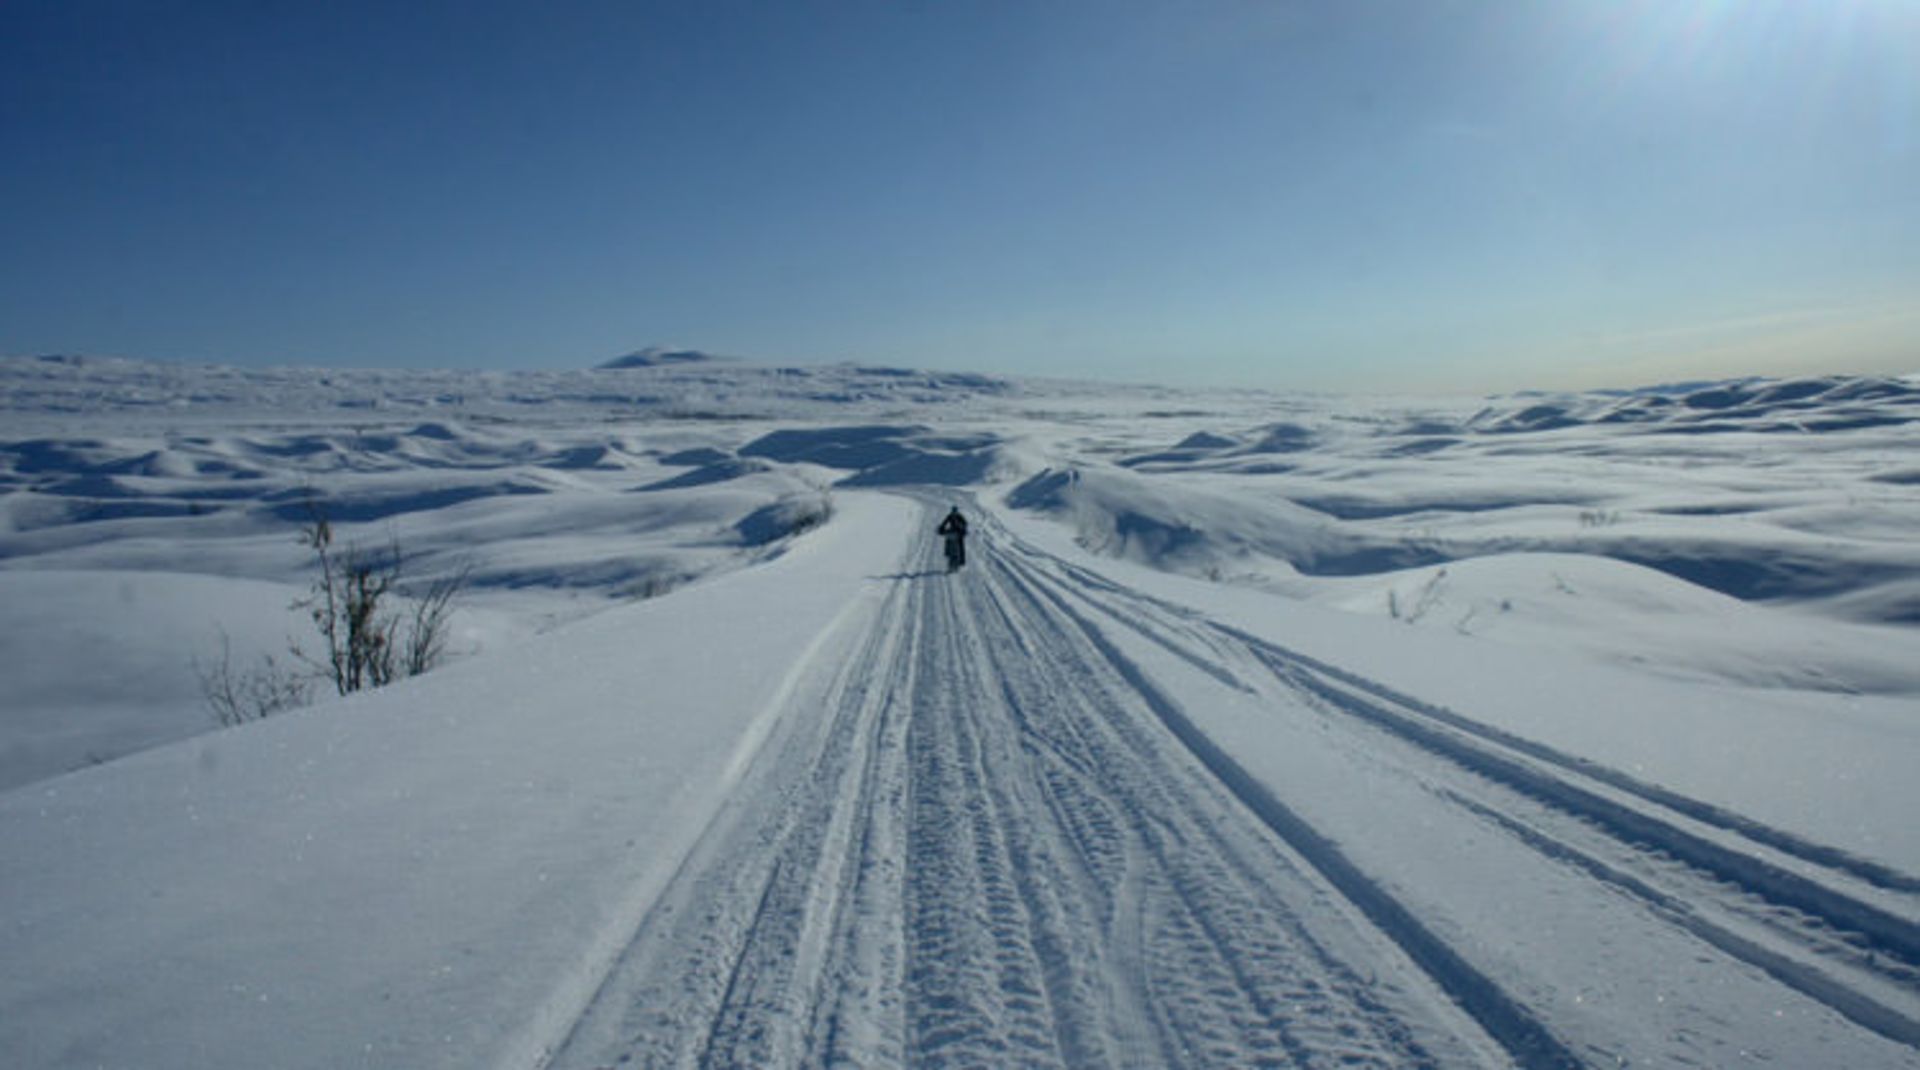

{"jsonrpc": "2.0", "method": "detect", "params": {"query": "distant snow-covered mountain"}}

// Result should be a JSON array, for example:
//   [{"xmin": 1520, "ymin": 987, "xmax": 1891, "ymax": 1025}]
[
  {"xmin": 1470, "ymin": 374, "xmax": 1920, "ymax": 435},
  {"xmin": 598, "ymin": 346, "xmax": 729, "ymax": 369},
  {"xmin": 0, "ymin": 352, "xmax": 1030, "ymax": 425},
  {"xmin": 3, "ymin": 351, "xmax": 1919, "ymax": 1069}
]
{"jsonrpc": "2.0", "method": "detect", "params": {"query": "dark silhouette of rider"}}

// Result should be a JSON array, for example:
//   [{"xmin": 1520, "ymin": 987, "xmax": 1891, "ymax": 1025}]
[{"xmin": 936, "ymin": 507, "xmax": 969, "ymax": 571}]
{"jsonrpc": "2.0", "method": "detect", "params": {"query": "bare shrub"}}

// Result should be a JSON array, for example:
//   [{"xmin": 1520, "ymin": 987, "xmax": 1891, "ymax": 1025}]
[
  {"xmin": 199, "ymin": 495, "xmax": 468, "ymax": 726},
  {"xmin": 294, "ymin": 502, "xmax": 397, "ymax": 695},
  {"xmin": 401, "ymin": 565, "xmax": 469, "ymax": 677},
  {"xmin": 292, "ymin": 495, "xmax": 467, "ymax": 696},
  {"xmin": 195, "ymin": 630, "xmax": 314, "ymax": 727}
]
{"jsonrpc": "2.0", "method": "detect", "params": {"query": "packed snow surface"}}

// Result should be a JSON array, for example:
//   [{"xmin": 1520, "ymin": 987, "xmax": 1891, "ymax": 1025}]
[{"xmin": 2, "ymin": 354, "xmax": 1918, "ymax": 1067}]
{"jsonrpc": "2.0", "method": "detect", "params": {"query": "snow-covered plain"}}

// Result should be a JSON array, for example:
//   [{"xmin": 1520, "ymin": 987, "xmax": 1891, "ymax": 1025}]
[{"xmin": 2, "ymin": 353, "xmax": 1917, "ymax": 1067}]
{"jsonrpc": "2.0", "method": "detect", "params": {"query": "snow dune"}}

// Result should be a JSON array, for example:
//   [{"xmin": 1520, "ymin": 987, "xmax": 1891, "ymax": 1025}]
[
  {"xmin": 2, "ymin": 355, "xmax": 1918, "ymax": 1066},
  {"xmin": 1, "ymin": 493, "xmax": 914, "ymax": 1069}
]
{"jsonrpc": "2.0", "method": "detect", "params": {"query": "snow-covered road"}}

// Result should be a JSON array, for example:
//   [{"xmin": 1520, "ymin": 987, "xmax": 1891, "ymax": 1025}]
[
  {"xmin": 5, "ymin": 360, "xmax": 1919, "ymax": 1067},
  {"xmin": 549, "ymin": 497, "xmax": 1920, "ymax": 1069},
  {"xmin": 5, "ymin": 484, "xmax": 1917, "ymax": 1068}
]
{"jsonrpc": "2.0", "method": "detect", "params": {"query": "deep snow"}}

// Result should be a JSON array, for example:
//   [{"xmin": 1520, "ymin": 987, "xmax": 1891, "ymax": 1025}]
[{"xmin": 2, "ymin": 354, "xmax": 1917, "ymax": 1067}]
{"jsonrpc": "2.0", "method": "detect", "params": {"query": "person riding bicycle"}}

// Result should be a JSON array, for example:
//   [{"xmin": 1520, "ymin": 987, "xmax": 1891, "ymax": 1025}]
[{"xmin": 936, "ymin": 506, "xmax": 969, "ymax": 571}]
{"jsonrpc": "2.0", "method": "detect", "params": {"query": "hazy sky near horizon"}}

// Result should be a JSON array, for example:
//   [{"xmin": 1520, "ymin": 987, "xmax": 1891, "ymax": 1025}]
[{"xmin": 3, "ymin": 0, "xmax": 1916, "ymax": 392}]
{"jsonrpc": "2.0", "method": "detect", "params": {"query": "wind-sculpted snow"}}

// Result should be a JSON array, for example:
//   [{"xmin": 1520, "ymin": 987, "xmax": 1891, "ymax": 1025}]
[
  {"xmin": 0, "ymin": 409, "xmax": 850, "ymax": 785},
  {"xmin": 0, "ymin": 353, "xmax": 1021, "ymax": 424},
  {"xmin": 3, "ymin": 356, "xmax": 1918, "ymax": 791},
  {"xmin": 545, "ymin": 501, "xmax": 1920, "ymax": 1069},
  {"xmin": 2, "ymin": 349, "xmax": 1919, "ymax": 1067},
  {"xmin": 836, "ymin": 446, "xmax": 1003, "ymax": 488},
  {"xmin": 740, "ymin": 424, "xmax": 932, "ymax": 468},
  {"xmin": 1028, "ymin": 380, "xmax": 1920, "ymax": 630},
  {"xmin": 1008, "ymin": 465, "xmax": 1452, "ymax": 577},
  {"xmin": 639, "ymin": 456, "xmax": 774, "ymax": 491},
  {"xmin": 1471, "ymin": 374, "xmax": 1920, "ymax": 434},
  {"xmin": 739, "ymin": 423, "xmax": 1009, "ymax": 488},
  {"xmin": 548, "ymin": 500, "xmax": 1513, "ymax": 1069}
]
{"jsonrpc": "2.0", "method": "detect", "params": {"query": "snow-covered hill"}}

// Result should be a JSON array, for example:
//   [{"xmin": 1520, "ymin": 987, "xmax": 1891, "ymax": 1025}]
[
  {"xmin": 597, "ymin": 346, "xmax": 732, "ymax": 369},
  {"xmin": 0, "ymin": 352, "xmax": 1023, "ymax": 428},
  {"xmin": 2, "ymin": 354, "xmax": 1918, "ymax": 1067}
]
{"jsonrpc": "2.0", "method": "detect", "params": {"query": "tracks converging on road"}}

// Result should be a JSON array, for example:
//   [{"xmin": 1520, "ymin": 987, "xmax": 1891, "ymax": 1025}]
[{"xmin": 547, "ymin": 496, "xmax": 1920, "ymax": 1069}]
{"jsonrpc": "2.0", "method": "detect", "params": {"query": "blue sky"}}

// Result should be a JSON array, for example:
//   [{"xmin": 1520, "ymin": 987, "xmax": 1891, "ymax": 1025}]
[{"xmin": 3, "ymin": 1, "xmax": 1916, "ymax": 391}]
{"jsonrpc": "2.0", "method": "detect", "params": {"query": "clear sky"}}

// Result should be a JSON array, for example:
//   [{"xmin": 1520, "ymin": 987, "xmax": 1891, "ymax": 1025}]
[{"xmin": 3, "ymin": 1, "xmax": 1916, "ymax": 392}]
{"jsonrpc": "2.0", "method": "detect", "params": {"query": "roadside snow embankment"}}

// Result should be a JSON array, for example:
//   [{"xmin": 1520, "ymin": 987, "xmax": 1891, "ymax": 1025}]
[
  {"xmin": 994, "ymin": 504, "xmax": 1920, "ymax": 877},
  {"xmin": 0, "ymin": 492, "xmax": 912, "ymax": 1070}
]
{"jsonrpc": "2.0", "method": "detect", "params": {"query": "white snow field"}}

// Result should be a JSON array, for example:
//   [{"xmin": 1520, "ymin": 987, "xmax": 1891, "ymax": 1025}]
[{"xmin": 2, "ymin": 354, "xmax": 1918, "ymax": 1068}]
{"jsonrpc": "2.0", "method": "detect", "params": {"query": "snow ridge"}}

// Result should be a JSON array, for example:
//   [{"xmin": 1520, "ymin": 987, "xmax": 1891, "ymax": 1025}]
[{"xmin": 3, "ymin": 356, "xmax": 1919, "ymax": 1068}]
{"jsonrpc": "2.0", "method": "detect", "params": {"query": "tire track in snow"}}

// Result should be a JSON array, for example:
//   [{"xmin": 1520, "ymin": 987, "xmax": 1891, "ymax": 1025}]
[
  {"xmin": 970, "ymin": 545, "xmax": 1494, "ymax": 1067},
  {"xmin": 900, "ymin": 570, "xmax": 1072, "ymax": 1067},
  {"xmin": 987, "ymin": 543, "xmax": 1582, "ymax": 1070},
  {"xmin": 989, "ymin": 511, "xmax": 1920, "ymax": 1056},
  {"xmin": 1252, "ymin": 646, "xmax": 1920, "ymax": 1050},
  {"xmin": 549, "ymin": 498, "xmax": 1506, "ymax": 1068},
  {"xmin": 1022, "ymin": 528, "xmax": 1919, "ymax": 898},
  {"xmin": 545, "ymin": 554, "xmax": 920, "ymax": 1068}
]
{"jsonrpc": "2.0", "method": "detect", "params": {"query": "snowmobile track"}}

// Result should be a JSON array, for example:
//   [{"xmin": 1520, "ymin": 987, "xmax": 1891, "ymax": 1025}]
[
  {"xmin": 547, "ymin": 500, "xmax": 1515, "ymax": 1069},
  {"xmin": 990, "ymin": 514, "xmax": 1920, "ymax": 1054},
  {"xmin": 547, "ymin": 496, "xmax": 1920, "ymax": 1069},
  {"xmin": 988, "ymin": 540, "xmax": 1582, "ymax": 1069}
]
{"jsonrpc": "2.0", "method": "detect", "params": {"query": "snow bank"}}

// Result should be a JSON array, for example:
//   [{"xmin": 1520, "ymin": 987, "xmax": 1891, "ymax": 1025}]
[
  {"xmin": 1004, "ymin": 465, "xmax": 1444, "ymax": 578},
  {"xmin": 996, "ymin": 504, "xmax": 1920, "ymax": 874},
  {"xmin": 0, "ymin": 493, "xmax": 913, "ymax": 1070},
  {"xmin": 0, "ymin": 571, "xmax": 309, "ymax": 791}
]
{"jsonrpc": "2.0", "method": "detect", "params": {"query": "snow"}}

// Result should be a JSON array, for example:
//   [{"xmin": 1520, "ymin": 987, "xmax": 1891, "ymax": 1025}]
[
  {"xmin": 1, "ymin": 492, "xmax": 912, "ymax": 1069},
  {"xmin": 992, "ymin": 508, "xmax": 1920, "ymax": 876},
  {"xmin": 2, "ymin": 354, "xmax": 1918, "ymax": 1067},
  {"xmin": 0, "ymin": 570, "xmax": 309, "ymax": 792}
]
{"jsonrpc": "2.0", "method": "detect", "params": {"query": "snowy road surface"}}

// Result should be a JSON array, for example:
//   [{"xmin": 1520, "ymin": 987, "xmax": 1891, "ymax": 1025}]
[
  {"xmin": 4, "ymin": 489, "xmax": 1917, "ymax": 1069},
  {"xmin": 548, "ymin": 497, "xmax": 1920, "ymax": 1069}
]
